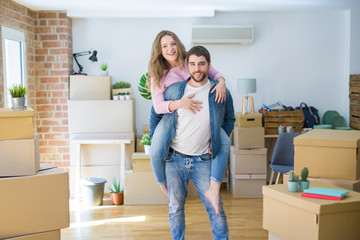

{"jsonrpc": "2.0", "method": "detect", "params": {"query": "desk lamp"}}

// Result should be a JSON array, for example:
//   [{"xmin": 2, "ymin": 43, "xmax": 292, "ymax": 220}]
[
  {"xmin": 73, "ymin": 49, "xmax": 98, "ymax": 75},
  {"xmin": 238, "ymin": 78, "xmax": 256, "ymax": 114}
]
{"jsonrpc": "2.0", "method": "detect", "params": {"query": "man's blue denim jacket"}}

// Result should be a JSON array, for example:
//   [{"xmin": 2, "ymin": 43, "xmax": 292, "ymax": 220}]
[{"xmin": 149, "ymin": 77, "xmax": 235, "ymax": 161}]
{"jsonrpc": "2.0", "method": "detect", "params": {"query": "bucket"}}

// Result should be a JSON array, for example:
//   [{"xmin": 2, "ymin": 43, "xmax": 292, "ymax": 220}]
[
  {"xmin": 11, "ymin": 97, "xmax": 26, "ymax": 111},
  {"xmin": 81, "ymin": 178, "xmax": 107, "ymax": 206}
]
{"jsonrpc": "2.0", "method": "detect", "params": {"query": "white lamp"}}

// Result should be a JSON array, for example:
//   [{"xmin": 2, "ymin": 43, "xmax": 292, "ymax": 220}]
[{"xmin": 237, "ymin": 78, "xmax": 256, "ymax": 114}]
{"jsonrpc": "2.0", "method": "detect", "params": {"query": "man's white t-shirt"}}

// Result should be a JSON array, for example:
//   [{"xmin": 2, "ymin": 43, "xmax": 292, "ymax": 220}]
[{"xmin": 170, "ymin": 80, "xmax": 211, "ymax": 156}]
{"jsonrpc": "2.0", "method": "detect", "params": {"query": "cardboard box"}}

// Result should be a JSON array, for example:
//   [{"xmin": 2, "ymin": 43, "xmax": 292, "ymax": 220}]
[
  {"xmin": 0, "ymin": 108, "xmax": 34, "ymax": 141},
  {"xmin": 230, "ymin": 146, "xmax": 267, "ymax": 174},
  {"xmin": 68, "ymin": 100, "xmax": 135, "ymax": 133},
  {"xmin": 4, "ymin": 230, "xmax": 60, "ymax": 240},
  {"xmin": 283, "ymin": 173, "xmax": 360, "ymax": 192},
  {"xmin": 235, "ymin": 112, "xmax": 262, "ymax": 128},
  {"xmin": 143, "ymin": 124, "xmax": 150, "ymax": 135},
  {"xmin": 124, "ymin": 171, "xmax": 169, "ymax": 205},
  {"xmin": 233, "ymin": 127, "xmax": 265, "ymax": 149},
  {"xmin": 0, "ymin": 164, "xmax": 69, "ymax": 239},
  {"xmin": 69, "ymin": 75, "xmax": 112, "ymax": 100},
  {"xmin": 136, "ymin": 136, "xmax": 145, "ymax": 152},
  {"xmin": 294, "ymin": 129, "xmax": 360, "ymax": 180},
  {"xmin": 230, "ymin": 173, "xmax": 266, "ymax": 198},
  {"xmin": 0, "ymin": 136, "xmax": 39, "ymax": 177},
  {"xmin": 132, "ymin": 153, "xmax": 152, "ymax": 172},
  {"xmin": 268, "ymin": 232, "xmax": 284, "ymax": 240},
  {"xmin": 263, "ymin": 181, "xmax": 360, "ymax": 240}
]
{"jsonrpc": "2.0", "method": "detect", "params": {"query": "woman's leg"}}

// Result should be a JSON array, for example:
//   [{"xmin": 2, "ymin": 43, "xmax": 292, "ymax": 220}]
[
  {"xmin": 205, "ymin": 128, "xmax": 231, "ymax": 214},
  {"xmin": 149, "ymin": 106, "xmax": 170, "ymax": 195}
]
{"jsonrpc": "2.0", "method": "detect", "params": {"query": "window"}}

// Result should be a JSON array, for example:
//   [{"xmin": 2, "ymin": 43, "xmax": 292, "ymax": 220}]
[{"xmin": 1, "ymin": 26, "xmax": 26, "ymax": 108}]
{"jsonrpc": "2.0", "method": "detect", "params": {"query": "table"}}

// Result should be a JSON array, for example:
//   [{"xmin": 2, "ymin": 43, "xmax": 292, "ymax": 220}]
[{"xmin": 70, "ymin": 133, "xmax": 132, "ymax": 202}]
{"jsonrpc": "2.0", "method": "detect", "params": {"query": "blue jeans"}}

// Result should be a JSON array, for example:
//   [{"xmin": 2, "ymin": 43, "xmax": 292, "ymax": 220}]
[
  {"xmin": 150, "ymin": 113, "xmax": 231, "ymax": 185},
  {"xmin": 165, "ymin": 153, "xmax": 229, "ymax": 240}
]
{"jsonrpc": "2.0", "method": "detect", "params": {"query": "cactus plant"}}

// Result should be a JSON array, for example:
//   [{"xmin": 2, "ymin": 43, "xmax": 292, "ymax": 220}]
[
  {"xmin": 301, "ymin": 167, "xmax": 309, "ymax": 182},
  {"xmin": 288, "ymin": 171, "xmax": 297, "ymax": 182}
]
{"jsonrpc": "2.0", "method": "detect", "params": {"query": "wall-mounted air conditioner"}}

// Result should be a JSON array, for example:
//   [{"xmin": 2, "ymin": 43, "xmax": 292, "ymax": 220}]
[{"xmin": 191, "ymin": 25, "xmax": 254, "ymax": 45}]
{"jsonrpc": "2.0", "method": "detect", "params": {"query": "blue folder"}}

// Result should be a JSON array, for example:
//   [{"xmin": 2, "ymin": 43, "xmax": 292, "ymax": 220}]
[{"xmin": 303, "ymin": 187, "xmax": 349, "ymax": 198}]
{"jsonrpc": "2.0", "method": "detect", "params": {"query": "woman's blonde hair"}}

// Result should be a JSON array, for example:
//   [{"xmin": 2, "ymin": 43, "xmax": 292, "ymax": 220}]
[{"xmin": 147, "ymin": 30, "xmax": 187, "ymax": 90}]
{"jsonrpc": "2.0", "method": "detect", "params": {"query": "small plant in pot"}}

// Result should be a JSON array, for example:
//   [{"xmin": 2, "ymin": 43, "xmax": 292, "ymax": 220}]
[
  {"xmin": 125, "ymin": 92, "xmax": 130, "ymax": 100},
  {"xmin": 299, "ymin": 167, "xmax": 310, "ymax": 191},
  {"xmin": 100, "ymin": 63, "xmax": 109, "ymax": 76},
  {"xmin": 9, "ymin": 84, "xmax": 28, "ymax": 111},
  {"xmin": 109, "ymin": 176, "xmax": 123, "ymax": 205},
  {"xmin": 119, "ymin": 92, "xmax": 125, "ymax": 100},
  {"xmin": 287, "ymin": 170, "xmax": 299, "ymax": 192},
  {"xmin": 140, "ymin": 134, "xmax": 151, "ymax": 155}
]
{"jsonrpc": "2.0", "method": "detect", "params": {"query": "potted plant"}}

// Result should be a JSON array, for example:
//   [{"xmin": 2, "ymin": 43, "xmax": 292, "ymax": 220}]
[
  {"xmin": 100, "ymin": 63, "xmax": 109, "ymax": 76},
  {"xmin": 9, "ymin": 84, "xmax": 28, "ymax": 111},
  {"xmin": 119, "ymin": 92, "xmax": 125, "ymax": 100},
  {"xmin": 109, "ymin": 176, "xmax": 123, "ymax": 205},
  {"xmin": 125, "ymin": 92, "xmax": 131, "ymax": 100},
  {"xmin": 140, "ymin": 134, "xmax": 151, "ymax": 155},
  {"xmin": 112, "ymin": 81, "xmax": 132, "ymax": 98},
  {"xmin": 299, "ymin": 167, "xmax": 310, "ymax": 191},
  {"xmin": 113, "ymin": 94, "xmax": 119, "ymax": 100},
  {"xmin": 138, "ymin": 72, "xmax": 152, "ymax": 100},
  {"xmin": 287, "ymin": 170, "xmax": 299, "ymax": 192}
]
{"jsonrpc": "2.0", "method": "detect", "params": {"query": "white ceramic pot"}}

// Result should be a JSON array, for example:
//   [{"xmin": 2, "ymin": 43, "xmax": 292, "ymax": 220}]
[
  {"xmin": 119, "ymin": 95, "xmax": 125, "ymax": 100},
  {"xmin": 100, "ymin": 70, "xmax": 109, "ymax": 76},
  {"xmin": 144, "ymin": 145, "xmax": 151, "ymax": 155},
  {"xmin": 125, "ymin": 95, "xmax": 130, "ymax": 100},
  {"xmin": 113, "ymin": 95, "xmax": 119, "ymax": 100}
]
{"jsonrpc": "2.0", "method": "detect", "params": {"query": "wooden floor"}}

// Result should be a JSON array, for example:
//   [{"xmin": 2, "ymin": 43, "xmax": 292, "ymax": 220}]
[{"xmin": 61, "ymin": 189, "xmax": 267, "ymax": 240}]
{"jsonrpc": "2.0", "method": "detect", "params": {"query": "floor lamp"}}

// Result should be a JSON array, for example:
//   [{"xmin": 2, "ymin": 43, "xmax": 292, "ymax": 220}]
[{"xmin": 238, "ymin": 78, "xmax": 256, "ymax": 114}]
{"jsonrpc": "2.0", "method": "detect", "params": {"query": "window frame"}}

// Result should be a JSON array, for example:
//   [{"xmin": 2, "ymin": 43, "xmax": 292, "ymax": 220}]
[{"xmin": 1, "ymin": 26, "xmax": 27, "ymax": 108}]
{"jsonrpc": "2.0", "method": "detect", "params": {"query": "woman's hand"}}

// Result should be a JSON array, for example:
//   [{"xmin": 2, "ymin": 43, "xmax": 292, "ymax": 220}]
[
  {"xmin": 181, "ymin": 94, "xmax": 202, "ymax": 114},
  {"xmin": 211, "ymin": 77, "xmax": 226, "ymax": 103}
]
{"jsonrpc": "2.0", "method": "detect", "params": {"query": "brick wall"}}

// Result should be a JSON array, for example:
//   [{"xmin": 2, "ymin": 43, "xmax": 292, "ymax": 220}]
[{"xmin": 0, "ymin": 0, "xmax": 72, "ymax": 169}]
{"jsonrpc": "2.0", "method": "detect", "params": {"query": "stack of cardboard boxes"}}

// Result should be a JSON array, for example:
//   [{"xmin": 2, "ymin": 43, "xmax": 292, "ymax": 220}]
[
  {"xmin": 68, "ymin": 76, "xmax": 136, "ymax": 197},
  {"xmin": 229, "ymin": 113, "xmax": 267, "ymax": 198},
  {"xmin": 0, "ymin": 108, "xmax": 69, "ymax": 240},
  {"xmin": 264, "ymin": 129, "xmax": 360, "ymax": 240}
]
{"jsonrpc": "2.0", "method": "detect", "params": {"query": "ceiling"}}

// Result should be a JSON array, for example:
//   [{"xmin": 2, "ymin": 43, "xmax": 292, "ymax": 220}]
[{"xmin": 12, "ymin": 0, "xmax": 360, "ymax": 18}]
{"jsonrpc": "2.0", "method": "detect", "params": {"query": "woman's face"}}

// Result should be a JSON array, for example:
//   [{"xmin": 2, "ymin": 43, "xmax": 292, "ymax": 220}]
[{"xmin": 160, "ymin": 35, "xmax": 178, "ymax": 67}]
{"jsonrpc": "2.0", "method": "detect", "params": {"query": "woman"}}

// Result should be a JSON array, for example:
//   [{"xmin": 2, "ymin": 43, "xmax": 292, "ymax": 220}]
[{"xmin": 148, "ymin": 30, "xmax": 230, "ymax": 214}]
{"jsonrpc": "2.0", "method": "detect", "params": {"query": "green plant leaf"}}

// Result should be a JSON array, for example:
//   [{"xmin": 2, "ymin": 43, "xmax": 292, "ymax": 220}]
[
  {"xmin": 138, "ymin": 73, "xmax": 151, "ymax": 100},
  {"xmin": 9, "ymin": 84, "xmax": 28, "ymax": 98},
  {"xmin": 140, "ymin": 134, "xmax": 151, "ymax": 145}
]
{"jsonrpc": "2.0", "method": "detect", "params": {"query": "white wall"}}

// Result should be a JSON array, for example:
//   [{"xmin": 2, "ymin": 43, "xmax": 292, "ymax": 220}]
[{"xmin": 72, "ymin": 10, "xmax": 350, "ymax": 135}]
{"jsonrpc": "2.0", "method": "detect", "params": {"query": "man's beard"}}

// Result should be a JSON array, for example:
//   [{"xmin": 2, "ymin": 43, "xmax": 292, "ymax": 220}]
[{"xmin": 190, "ymin": 71, "xmax": 208, "ymax": 83}]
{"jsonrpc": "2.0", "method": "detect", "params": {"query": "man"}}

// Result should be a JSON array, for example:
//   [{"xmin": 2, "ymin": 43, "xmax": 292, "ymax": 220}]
[{"xmin": 159, "ymin": 46, "xmax": 235, "ymax": 240}]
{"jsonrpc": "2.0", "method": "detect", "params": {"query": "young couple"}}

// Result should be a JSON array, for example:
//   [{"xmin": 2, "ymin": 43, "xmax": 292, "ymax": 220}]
[{"xmin": 148, "ymin": 30, "xmax": 235, "ymax": 240}]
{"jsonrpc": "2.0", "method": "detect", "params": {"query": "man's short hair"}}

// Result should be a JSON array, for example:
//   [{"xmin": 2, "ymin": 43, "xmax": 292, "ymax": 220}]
[{"xmin": 186, "ymin": 46, "xmax": 211, "ymax": 63}]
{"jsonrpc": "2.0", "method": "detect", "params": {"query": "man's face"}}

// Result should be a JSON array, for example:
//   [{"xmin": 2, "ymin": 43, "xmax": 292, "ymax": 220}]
[{"xmin": 188, "ymin": 55, "xmax": 210, "ymax": 83}]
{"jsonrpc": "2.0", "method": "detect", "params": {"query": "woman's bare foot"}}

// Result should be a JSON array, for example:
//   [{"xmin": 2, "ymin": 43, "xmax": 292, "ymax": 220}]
[
  {"xmin": 205, "ymin": 180, "xmax": 221, "ymax": 214},
  {"xmin": 159, "ymin": 183, "xmax": 168, "ymax": 196}
]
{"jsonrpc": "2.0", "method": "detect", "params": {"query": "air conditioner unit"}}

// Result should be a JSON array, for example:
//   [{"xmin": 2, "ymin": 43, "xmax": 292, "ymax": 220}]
[{"xmin": 192, "ymin": 25, "xmax": 253, "ymax": 45}]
